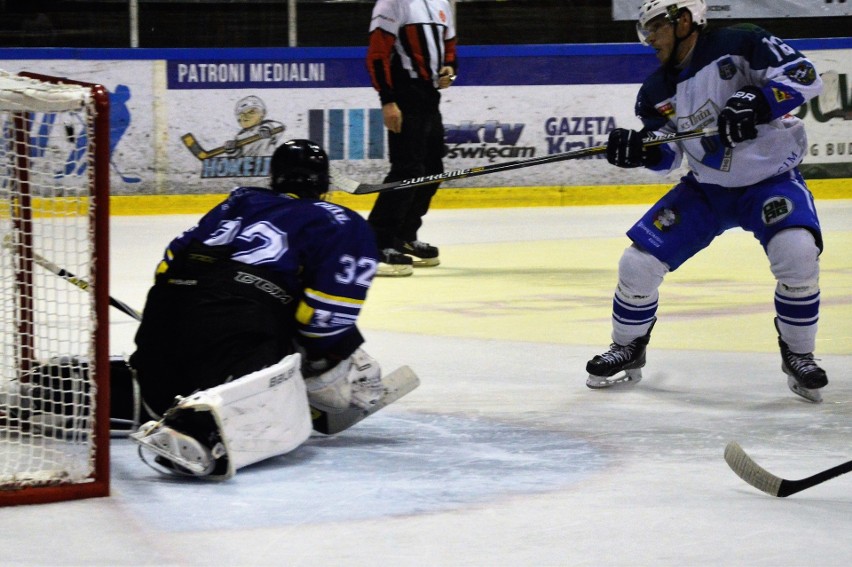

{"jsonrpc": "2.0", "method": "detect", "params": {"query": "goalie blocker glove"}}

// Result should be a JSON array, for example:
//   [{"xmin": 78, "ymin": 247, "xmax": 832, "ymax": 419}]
[
  {"xmin": 717, "ymin": 86, "xmax": 772, "ymax": 148},
  {"xmin": 606, "ymin": 128, "xmax": 663, "ymax": 168}
]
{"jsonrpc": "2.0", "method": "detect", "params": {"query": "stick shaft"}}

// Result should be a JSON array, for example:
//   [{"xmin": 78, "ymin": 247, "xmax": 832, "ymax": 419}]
[
  {"xmin": 332, "ymin": 128, "xmax": 717, "ymax": 195},
  {"xmin": 2, "ymin": 233, "xmax": 142, "ymax": 321},
  {"xmin": 779, "ymin": 458, "xmax": 852, "ymax": 497},
  {"xmin": 32, "ymin": 250, "xmax": 143, "ymax": 321}
]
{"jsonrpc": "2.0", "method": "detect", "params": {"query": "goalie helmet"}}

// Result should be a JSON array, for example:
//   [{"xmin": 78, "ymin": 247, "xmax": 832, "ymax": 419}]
[
  {"xmin": 270, "ymin": 139, "xmax": 330, "ymax": 198},
  {"xmin": 637, "ymin": 0, "xmax": 707, "ymax": 45}
]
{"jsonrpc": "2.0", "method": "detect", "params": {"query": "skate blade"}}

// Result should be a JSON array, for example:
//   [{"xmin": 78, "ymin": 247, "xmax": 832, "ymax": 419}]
[
  {"xmin": 376, "ymin": 263, "xmax": 413, "ymax": 277},
  {"xmin": 787, "ymin": 375, "xmax": 823, "ymax": 403},
  {"xmin": 131, "ymin": 422, "xmax": 215, "ymax": 475},
  {"xmin": 410, "ymin": 257, "xmax": 440, "ymax": 267},
  {"xmin": 586, "ymin": 369, "xmax": 643, "ymax": 389}
]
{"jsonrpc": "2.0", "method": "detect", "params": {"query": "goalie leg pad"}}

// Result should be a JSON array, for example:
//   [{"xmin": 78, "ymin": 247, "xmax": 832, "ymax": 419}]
[{"xmin": 131, "ymin": 353, "xmax": 312, "ymax": 480}]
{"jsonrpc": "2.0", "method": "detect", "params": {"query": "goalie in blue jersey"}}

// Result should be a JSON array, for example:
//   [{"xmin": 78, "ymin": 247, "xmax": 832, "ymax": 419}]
[
  {"xmin": 586, "ymin": 0, "xmax": 828, "ymax": 402},
  {"xmin": 122, "ymin": 140, "xmax": 407, "ymax": 479}
]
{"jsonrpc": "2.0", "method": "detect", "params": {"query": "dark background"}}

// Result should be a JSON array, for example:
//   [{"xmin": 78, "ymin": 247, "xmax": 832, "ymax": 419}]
[{"xmin": 1, "ymin": 0, "xmax": 850, "ymax": 49}]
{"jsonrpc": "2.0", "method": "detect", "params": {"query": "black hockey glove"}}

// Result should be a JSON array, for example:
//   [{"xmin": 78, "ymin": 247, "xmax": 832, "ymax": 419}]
[
  {"xmin": 717, "ymin": 86, "xmax": 772, "ymax": 148},
  {"xmin": 606, "ymin": 128, "xmax": 662, "ymax": 169}
]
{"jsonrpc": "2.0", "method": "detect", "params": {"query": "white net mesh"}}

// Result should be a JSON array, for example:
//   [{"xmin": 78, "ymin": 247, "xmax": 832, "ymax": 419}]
[{"xmin": 0, "ymin": 71, "xmax": 99, "ymax": 491}]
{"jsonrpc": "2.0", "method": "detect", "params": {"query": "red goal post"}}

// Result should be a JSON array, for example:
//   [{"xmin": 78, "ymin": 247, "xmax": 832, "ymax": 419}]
[{"xmin": 0, "ymin": 70, "xmax": 110, "ymax": 505}]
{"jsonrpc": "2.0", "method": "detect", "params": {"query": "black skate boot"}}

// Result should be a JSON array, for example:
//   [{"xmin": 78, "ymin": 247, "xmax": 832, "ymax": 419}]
[
  {"xmin": 399, "ymin": 239, "xmax": 440, "ymax": 267},
  {"xmin": 775, "ymin": 318, "xmax": 827, "ymax": 403},
  {"xmin": 586, "ymin": 319, "xmax": 656, "ymax": 389},
  {"xmin": 376, "ymin": 247, "xmax": 413, "ymax": 277}
]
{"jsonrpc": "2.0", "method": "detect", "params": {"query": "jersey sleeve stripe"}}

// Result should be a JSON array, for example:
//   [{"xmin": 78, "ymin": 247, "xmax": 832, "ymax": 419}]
[
  {"xmin": 304, "ymin": 288, "xmax": 365, "ymax": 308},
  {"xmin": 401, "ymin": 24, "xmax": 431, "ymax": 81}
]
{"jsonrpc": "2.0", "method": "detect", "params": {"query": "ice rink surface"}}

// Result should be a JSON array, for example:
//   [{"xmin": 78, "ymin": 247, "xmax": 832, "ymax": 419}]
[{"xmin": 2, "ymin": 200, "xmax": 851, "ymax": 567}]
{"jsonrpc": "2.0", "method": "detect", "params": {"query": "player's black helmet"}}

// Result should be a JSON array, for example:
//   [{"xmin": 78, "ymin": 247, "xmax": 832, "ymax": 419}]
[{"xmin": 270, "ymin": 139, "xmax": 329, "ymax": 198}]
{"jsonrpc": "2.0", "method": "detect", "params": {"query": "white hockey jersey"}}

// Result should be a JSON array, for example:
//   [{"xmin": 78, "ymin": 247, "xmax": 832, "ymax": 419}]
[{"xmin": 637, "ymin": 24, "xmax": 823, "ymax": 188}]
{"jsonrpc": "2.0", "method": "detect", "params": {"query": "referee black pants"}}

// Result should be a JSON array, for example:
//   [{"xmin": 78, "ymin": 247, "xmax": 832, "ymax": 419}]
[{"xmin": 368, "ymin": 90, "xmax": 445, "ymax": 250}]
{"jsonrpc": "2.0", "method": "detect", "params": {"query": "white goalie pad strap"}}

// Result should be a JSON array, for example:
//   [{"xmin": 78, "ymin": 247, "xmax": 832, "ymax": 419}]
[
  {"xmin": 179, "ymin": 353, "xmax": 312, "ymax": 479},
  {"xmin": 348, "ymin": 349, "xmax": 383, "ymax": 410}
]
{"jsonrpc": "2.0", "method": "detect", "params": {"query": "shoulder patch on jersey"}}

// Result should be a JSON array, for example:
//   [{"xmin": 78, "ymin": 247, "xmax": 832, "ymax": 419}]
[
  {"xmin": 770, "ymin": 87, "xmax": 795, "ymax": 103},
  {"xmin": 656, "ymin": 100, "xmax": 675, "ymax": 118},
  {"xmin": 762, "ymin": 196, "xmax": 794, "ymax": 225},
  {"xmin": 717, "ymin": 57, "xmax": 737, "ymax": 80},
  {"xmin": 783, "ymin": 62, "xmax": 817, "ymax": 86}
]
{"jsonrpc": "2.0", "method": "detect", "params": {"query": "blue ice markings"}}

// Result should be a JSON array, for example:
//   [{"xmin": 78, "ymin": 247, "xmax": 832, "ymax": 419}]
[{"xmin": 113, "ymin": 413, "xmax": 607, "ymax": 532}]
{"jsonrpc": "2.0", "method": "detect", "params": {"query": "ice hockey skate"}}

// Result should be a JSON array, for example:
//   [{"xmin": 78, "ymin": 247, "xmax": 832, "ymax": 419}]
[
  {"xmin": 586, "ymin": 319, "xmax": 655, "ymax": 389},
  {"xmin": 776, "ymin": 319, "xmax": 827, "ymax": 403},
  {"xmin": 131, "ymin": 418, "xmax": 225, "ymax": 477},
  {"xmin": 377, "ymin": 247, "xmax": 413, "ymax": 277},
  {"xmin": 399, "ymin": 239, "xmax": 440, "ymax": 267}
]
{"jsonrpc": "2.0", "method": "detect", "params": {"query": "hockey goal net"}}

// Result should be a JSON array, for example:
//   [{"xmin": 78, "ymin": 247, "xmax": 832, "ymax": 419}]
[{"xmin": 0, "ymin": 70, "xmax": 110, "ymax": 505}]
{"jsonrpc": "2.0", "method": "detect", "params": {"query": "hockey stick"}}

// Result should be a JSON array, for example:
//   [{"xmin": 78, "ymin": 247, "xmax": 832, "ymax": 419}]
[
  {"xmin": 111, "ymin": 158, "xmax": 141, "ymax": 183},
  {"xmin": 310, "ymin": 365, "xmax": 420, "ymax": 435},
  {"xmin": 331, "ymin": 128, "xmax": 719, "ymax": 195},
  {"xmin": 2, "ymin": 233, "xmax": 142, "ymax": 321},
  {"xmin": 181, "ymin": 125, "xmax": 285, "ymax": 160},
  {"xmin": 724, "ymin": 441, "xmax": 852, "ymax": 497}
]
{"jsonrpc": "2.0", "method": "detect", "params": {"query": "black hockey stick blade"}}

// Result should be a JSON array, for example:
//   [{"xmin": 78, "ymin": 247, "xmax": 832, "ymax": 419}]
[
  {"xmin": 724, "ymin": 441, "xmax": 852, "ymax": 497},
  {"xmin": 331, "ymin": 128, "xmax": 718, "ymax": 195},
  {"xmin": 311, "ymin": 365, "xmax": 420, "ymax": 435}
]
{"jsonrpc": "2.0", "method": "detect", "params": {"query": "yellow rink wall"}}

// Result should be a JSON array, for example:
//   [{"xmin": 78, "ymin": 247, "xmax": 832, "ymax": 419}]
[{"xmin": 110, "ymin": 178, "xmax": 851, "ymax": 215}]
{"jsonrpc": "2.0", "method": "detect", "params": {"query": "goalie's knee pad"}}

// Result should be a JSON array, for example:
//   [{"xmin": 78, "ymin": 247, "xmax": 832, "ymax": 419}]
[{"xmin": 131, "ymin": 353, "xmax": 312, "ymax": 480}]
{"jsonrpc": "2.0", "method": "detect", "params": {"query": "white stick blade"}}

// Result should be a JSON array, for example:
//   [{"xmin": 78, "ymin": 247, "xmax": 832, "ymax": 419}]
[
  {"xmin": 724, "ymin": 441, "xmax": 783, "ymax": 496},
  {"xmin": 372, "ymin": 365, "xmax": 420, "ymax": 412},
  {"xmin": 329, "ymin": 172, "xmax": 361, "ymax": 194}
]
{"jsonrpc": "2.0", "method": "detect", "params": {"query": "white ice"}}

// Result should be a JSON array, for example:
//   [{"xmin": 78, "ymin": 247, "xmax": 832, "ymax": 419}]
[{"xmin": 2, "ymin": 201, "xmax": 850, "ymax": 567}]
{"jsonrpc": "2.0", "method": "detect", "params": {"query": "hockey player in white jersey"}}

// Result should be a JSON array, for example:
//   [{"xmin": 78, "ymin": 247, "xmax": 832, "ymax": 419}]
[{"xmin": 586, "ymin": 0, "xmax": 828, "ymax": 402}]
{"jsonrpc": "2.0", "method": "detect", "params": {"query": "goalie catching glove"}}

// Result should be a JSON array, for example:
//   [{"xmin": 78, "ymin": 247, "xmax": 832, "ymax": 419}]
[{"xmin": 303, "ymin": 348, "xmax": 383, "ymax": 411}]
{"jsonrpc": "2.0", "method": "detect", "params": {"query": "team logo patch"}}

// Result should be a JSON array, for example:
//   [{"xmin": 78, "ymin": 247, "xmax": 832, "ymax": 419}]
[
  {"xmin": 656, "ymin": 101, "xmax": 675, "ymax": 118},
  {"xmin": 762, "ymin": 196, "xmax": 794, "ymax": 225},
  {"xmin": 652, "ymin": 207, "xmax": 679, "ymax": 231},
  {"xmin": 717, "ymin": 57, "xmax": 736, "ymax": 80},
  {"xmin": 784, "ymin": 62, "xmax": 817, "ymax": 86},
  {"xmin": 771, "ymin": 87, "xmax": 794, "ymax": 103}
]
